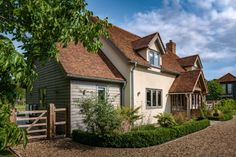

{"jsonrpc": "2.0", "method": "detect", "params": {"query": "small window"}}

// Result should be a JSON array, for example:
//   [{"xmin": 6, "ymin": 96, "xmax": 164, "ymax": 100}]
[
  {"xmin": 149, "ymin": 50, "xmax": 160, "ymax": 67},
  {"xmin": 97, "ymin": 86, "xmax": 106, "ymax": 101},
  {"xmin": 146, "ymin": 89, "xmax": 151, "ymax": 106},
  {"xmin": 39, "ymin": 88, "xmax": 47, "ymax": 107},
  {"xmin": 146, "ymin": 89, "xmax": 162, "ymax": 108},
  {"xmin": 227, "ymin": 83, "xmax": 232, "ymax": 94},
  {"xmin": 222, "ymin": 84, "xmax": 226, "ymax": 94}
]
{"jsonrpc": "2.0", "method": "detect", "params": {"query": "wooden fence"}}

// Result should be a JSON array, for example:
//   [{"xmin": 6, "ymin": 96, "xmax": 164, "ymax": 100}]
[{"xmin": 11, "ymin": 103, "xmax": 68, "ymax": 140}]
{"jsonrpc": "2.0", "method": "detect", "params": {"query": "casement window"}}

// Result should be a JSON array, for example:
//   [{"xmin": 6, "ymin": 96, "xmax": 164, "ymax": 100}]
[
  {"xmin": 149, "ymin": 50, "xmax": 160, "ymax": 67},
  {"xmin": 222, "ymin": 83, "xmax": 233, "ymax": 95},
  {"xmin": 222, "ymin": 84, "xmax": 226, "ymax": 94},
  {"xmin": 39, "ymin": 88, "xmax": 47, "ymax": 107},
  {"xmin": 227, "ymin": 83, "xmax": 233, "ymax": 94},
  {"xmin": 97, "ymin": 86, "xmax": 106, "ymax": 101},
  {"xmin": 146, "ymin": 89, "xmax": 162, "ymax": 109}
]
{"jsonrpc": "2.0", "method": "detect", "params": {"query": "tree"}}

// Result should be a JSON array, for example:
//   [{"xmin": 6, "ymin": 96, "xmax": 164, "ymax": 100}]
[
  {"xmin": 0, "ymin": 0, "xmax": 109, "ymax": 150},
  {"xmin": 207, "ymin": 80, "xmax": 224, "ymax": 101},
  {"xmin": 0, "ymin": 0, "xmax": 110, "ymax": 103}
]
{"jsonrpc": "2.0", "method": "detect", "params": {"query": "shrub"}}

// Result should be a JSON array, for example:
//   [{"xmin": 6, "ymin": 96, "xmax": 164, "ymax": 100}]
[
  {"xmin": 116, "ymin": 106, "xmax": 142, "ymax": 132},
  {"xmin": 154, "ymin": 112, "xmax": 177, "ymax": 127},
  {"xmin": 0, "ymin": 104, "xmax": 27, "ymax": 150},
  {"xmin": 173, "ymin": 112, "xmax": 189, "ymax": 124},
  {"xmin": 72, "ymin": 119, "xmax": 210, "ymax": 148},
  {"xmin": 215, "ymin": 99, "xmax": 236, "ymax": 114},
  {"xmin": 131, "ymin": 124, "xmax": 156, "ymax": 131},
  {"xmin": 230, "ymin": 110, "xmax": 236, "ymax": 115},
  {"xmin": 78, "ymin": 97, "xmax": 121, "ymax": 134},
  {"xmin": 208, "ymin": 113, "xmax": 233, "ymax": 121}
]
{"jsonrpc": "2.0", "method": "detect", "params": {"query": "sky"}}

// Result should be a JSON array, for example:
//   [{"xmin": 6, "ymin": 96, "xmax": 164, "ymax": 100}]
[{"xmin": 87, "ymin": 0, "xmax": 236, "ymax": 80}]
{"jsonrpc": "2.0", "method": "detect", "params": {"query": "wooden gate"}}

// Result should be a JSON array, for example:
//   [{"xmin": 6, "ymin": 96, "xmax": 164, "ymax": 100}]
[{"xmin": 11, "ymin": 103, "xmax": 68, "ymax": 140}]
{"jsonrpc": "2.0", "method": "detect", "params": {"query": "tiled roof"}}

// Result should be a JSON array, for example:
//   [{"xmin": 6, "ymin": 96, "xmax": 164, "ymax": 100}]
[
  {"xmin": 132, "ymin": 33, "xmax": 157, "ymax": 50},
  {"xmin": 177, "ymin": 55, "xmax": 198, "ymax": 67},
  {"xmin": 169, "ymin": 70, "xmax": 202, "ymax": 93},
  {"xmin": 218, "ymin": 73, "xmax": 236, "ymax": 83},
  {"xmin": 107, "ymin": 26, "xmax": 150, "ymax": 67},
  {"xmin": 58, "ymin": 43, "xmax": 124, "ymax": 82},
  {"xmin": 162, "ymin": 52, "xmax": 185, "ymax": 73},
  {"xmin": 107, "ymin": 26, "xmax": 187, "ymax": 73}
]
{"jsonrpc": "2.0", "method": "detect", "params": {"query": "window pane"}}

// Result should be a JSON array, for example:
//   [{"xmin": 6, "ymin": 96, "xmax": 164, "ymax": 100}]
[
  {"xmin": 146, "ymin": 90, "xmax": 151, "ymax": 106},
  {"xmin": 154, "ymin": 53, "xmax": 160, "ymax": 67},
  {"xmin": 228, "ymin": 84, "xmax": 232, "ymax": 94},
  {"xmin": 152, "ymin": 90, "xmax": 157, "ymax": 106},
  {"xmin": 158, "ymin": 91, "xmax": 162, "ymax": 106},
  {"xmin": 222, "ymin": 84, "xmax": 226, "ymax": 94},
  {"xmin": 39, "ymin": 88, "xmax": 46, "ymax": 107},
  {"xmin": 98, "ymin": 87, "xmax": 106, "ymax": 101},
  {"xmin": 149, "ymin": 51, "xmax": 154, "ymax": 65}
]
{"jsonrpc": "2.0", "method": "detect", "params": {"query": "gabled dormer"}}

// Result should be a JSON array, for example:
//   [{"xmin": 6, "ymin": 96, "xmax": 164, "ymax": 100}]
[
  {"xmin": 132, "ymin": 33, "xmax": 165, "ymax": 68},
  {"xmin": 177, "ymin": 54, "xmax": 203, "ymax": 71}
]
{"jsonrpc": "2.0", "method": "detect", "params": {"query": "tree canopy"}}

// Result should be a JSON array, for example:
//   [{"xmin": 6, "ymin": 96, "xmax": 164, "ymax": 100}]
[
  {"xmin": 207, "ymin": 80, "xmax": 224, "ymax": 101},
  {"xmin": 0, "ymin": 0, "xmax": 110, "ymax": 104}
]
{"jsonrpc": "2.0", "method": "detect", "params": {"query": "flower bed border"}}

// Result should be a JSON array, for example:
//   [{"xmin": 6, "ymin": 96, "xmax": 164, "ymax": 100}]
[{"xmin": 72, "ymin": 119, "xmax": 210, "ymax": 148}]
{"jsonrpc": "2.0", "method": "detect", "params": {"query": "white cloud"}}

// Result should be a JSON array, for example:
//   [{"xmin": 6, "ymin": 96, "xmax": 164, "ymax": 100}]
[{"xmin": 120, "ymin": 0, "xmax": 236, "ymax": 62}]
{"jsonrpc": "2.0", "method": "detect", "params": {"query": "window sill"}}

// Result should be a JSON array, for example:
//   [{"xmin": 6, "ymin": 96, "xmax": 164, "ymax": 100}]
[
  {"xmin": 146, "ymin": 106, "xmax": 162, "ymax": 109},
  {"xmin": 150, "ymin": 65, "xmax": 161, "ymax": 69}
]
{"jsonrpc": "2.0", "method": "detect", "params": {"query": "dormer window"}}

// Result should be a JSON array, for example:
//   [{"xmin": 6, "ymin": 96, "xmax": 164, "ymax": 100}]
[{"xmin": 149, "ymin": 50, "xmax": 160, "ymax": 67}]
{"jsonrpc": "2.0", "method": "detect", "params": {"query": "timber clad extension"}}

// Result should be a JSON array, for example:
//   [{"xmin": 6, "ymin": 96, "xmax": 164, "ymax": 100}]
[
  {"xmin": 217, "ymin": 73, "xmax": 236, "ymax": 100},
  {"xmin": 27, "ymin": 22, "xmax": 208, "ymax": 132}
]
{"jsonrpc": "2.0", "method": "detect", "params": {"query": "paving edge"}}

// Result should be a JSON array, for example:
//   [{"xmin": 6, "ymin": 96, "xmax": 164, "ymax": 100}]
[{"xmin": 9, "ymin": 147, "xmax": 22, "ymax": 157}]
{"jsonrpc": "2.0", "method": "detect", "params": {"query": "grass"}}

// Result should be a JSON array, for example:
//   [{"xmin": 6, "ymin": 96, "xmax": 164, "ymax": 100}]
[{"xmin": 0, "ymin": 150, "xmax": 14, "ymax": 157}]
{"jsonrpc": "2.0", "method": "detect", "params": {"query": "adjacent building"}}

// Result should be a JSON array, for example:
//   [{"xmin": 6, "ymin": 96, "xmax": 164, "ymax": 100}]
[{"xmin": 217, "ymin": 73, "xmax": 236, "ymax": 99}]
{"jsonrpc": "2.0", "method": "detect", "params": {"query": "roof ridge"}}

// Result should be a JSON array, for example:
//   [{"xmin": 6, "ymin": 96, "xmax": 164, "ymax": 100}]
[
  {"xmin": 132, "ymin": 32, "xmax": 158, "ymax": 43},
  {"xmin": 177, "ymin": 54, "xmax": 199, "ymax": 60},
  {"xmin": 219, "ymin": 73, "xmax": 236, "ymax": 80}
]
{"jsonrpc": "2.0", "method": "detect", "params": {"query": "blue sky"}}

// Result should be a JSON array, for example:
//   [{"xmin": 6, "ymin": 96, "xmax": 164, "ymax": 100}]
[{"xmin": 87, "ymin": 0, "xmax": 236, "ymax": 80}]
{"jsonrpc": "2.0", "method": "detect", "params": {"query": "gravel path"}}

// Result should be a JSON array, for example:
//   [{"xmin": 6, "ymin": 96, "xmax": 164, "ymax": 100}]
[{"xmin": 13, "ymin": 116, "xmax": 236, "ymax": 157}]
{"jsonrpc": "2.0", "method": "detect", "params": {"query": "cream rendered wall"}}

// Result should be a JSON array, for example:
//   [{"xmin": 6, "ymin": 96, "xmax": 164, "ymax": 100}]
[
  {"xmin": 100, "ymin": 38, "xmax": 132, "ymax": 106},
  {"xmin": 134, "ymin": 38, "xmax": 175, "ymax": 124},
  {"xmin": 133, "ymin": 67, "xmax": 176, "ymax": 124}
]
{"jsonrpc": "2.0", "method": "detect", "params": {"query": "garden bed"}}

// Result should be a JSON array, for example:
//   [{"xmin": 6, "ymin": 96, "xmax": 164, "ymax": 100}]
[
  {"xmin": 72, "ymin": 119, "xmax": 210, "ymax": 148},
  {"xmin": 208, "ymin": 113, "xmax": 233, "ymax": 121}
]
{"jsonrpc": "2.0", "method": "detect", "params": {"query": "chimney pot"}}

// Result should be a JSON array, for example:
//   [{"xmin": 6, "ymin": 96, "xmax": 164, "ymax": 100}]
[{"xmin": 166, "ymin": 40, "xmax": 176, "ymax": 54}]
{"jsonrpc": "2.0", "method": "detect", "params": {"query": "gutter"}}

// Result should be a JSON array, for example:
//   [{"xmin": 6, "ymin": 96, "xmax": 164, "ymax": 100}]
[
  {"xmin": 67, "ymin": 74, "xmax": 126, "ymax": 84},
  {"xmin": 129, "ymin": 61, "xmax": 137, "ymax": 109}
]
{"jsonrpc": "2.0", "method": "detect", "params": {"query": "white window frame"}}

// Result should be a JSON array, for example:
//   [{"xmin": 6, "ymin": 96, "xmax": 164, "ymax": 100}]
[
  {"xmin": 146, "ymin": 88, "xmax": 162, "ymax": 109},
  {"xmin": 148, "ymin": 50, "xmax": 160, "ymax": 67},
  {"xmin": 97, "ymin": 86, "xmax": 107, "ymax": 101}
]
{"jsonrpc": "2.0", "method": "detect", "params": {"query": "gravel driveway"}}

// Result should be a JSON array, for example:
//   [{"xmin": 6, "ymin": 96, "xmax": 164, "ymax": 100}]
[{"xmin": 13, "ymin": 116, "xmax": 236, "ymax": 157}]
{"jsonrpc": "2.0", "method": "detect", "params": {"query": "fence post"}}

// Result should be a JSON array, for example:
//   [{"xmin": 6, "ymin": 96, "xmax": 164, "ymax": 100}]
[
  {"xmin": 47, "ymin": 103, "xmax": 56, "ymax": 139},
  {"xmin": 65, "ymin": 106, "xmax": 70, "ymax": 137},
  {"xmin": 10, "ymin": 108, "xmax": 17, "ymax": 123}
]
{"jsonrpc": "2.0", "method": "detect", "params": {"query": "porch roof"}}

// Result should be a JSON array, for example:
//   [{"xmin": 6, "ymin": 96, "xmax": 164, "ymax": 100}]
[{"xmin": 169, "ymin": 70, "xmax": 207, "ymax": 94}]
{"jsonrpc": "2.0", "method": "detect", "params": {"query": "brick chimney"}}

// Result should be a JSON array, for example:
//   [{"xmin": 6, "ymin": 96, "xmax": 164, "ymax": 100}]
[{"xmin": 166, "ymin": 40, "xmax": 176, "ymax": 54}]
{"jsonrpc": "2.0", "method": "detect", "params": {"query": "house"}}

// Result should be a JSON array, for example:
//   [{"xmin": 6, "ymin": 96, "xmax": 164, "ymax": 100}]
[
  {"xmin": 217, "ymin": 73, "xmax": 236, "ymax": 99},
  {"xmin": 26, "ymin": 25, "xmax": 208, "ymax": 133}
]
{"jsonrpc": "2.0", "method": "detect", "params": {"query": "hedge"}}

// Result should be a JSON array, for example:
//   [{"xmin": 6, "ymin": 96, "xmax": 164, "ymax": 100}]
[
  {"xmin": 72, "ymin": 119, "xmax": 210, "ymax": 148},
  {"xmin": 208, "ymin": 113, "xmax": 233, "ymax": 121}
]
